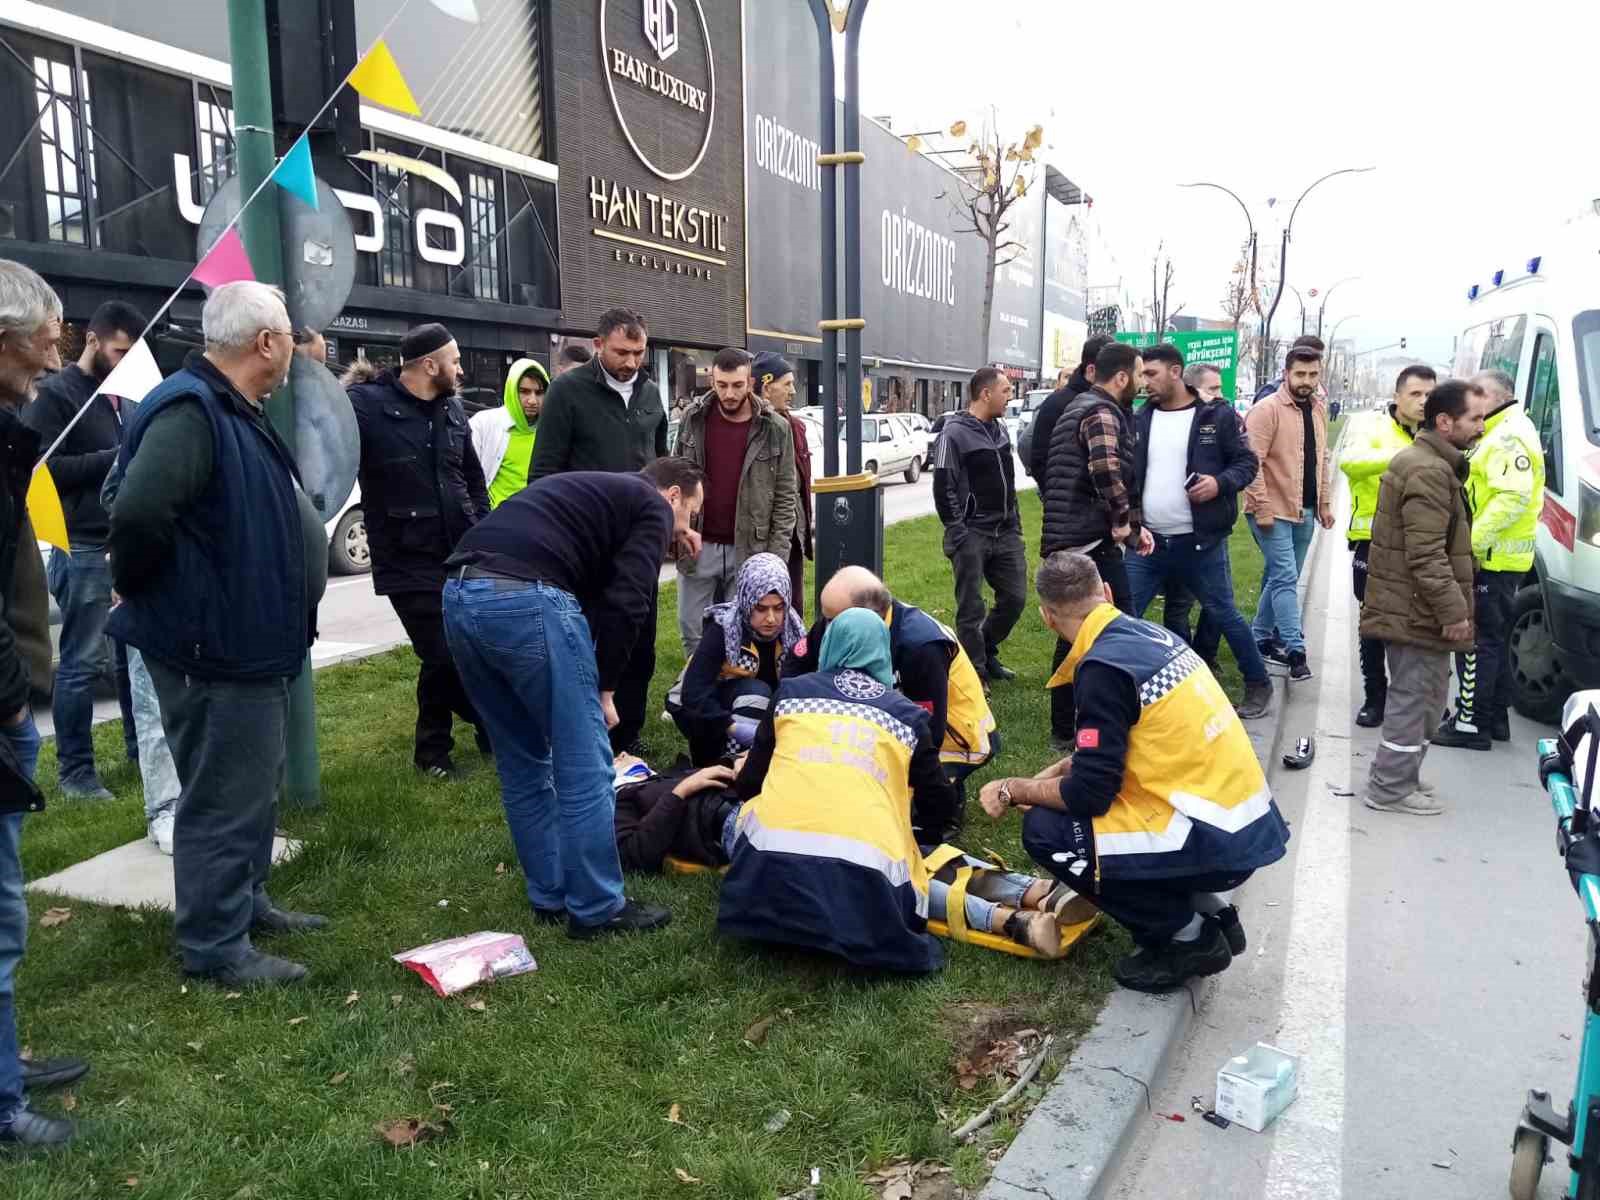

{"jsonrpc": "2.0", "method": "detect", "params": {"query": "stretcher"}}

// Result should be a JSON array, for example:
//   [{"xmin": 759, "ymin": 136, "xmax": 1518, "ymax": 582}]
[{"xmin": 663, "ymin": 847, "xmax": 1099, "ymax": 960}]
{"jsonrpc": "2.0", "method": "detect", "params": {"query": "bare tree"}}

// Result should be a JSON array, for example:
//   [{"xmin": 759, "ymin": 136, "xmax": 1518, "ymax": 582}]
[
  {"xmin": 1149, "ymin": 243, "xmax": 1179, "ymax": 334},
  {"xmin": 934, "ymin": 111, "xmax": 1043, "ymax": 366},
  {"xmin": 1220, "ymin": 241, "xmax": 1255, "ymax": 332}
]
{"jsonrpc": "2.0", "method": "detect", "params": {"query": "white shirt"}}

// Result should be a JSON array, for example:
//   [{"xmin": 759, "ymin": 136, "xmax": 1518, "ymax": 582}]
[
  {"xmin": 601, "ymin": 364, "xmax": 636, "ymax": 409},
  {"xmin": 1142, "ymin": 403, "xmax": 1198, "ymax": 536}
]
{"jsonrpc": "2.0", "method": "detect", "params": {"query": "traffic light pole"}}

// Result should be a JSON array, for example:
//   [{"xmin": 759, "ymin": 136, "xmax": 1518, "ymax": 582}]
[{"xmin": 227, "ymin": 0, "xmax": 323, "ymax": 809}]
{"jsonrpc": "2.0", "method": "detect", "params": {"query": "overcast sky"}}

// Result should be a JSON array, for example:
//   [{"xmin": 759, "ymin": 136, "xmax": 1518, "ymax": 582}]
[{"xmin": 858, "ymin": 0, "xmax": 1600, "ymax": 368}]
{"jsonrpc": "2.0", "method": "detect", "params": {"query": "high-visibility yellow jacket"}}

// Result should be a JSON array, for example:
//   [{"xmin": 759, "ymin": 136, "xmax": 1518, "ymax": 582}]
[
  {"xmin": 1467, "ymin": 401, "xmax": 1544, "ymax": 574},
  {"xmin": 1046, "ymin": 605, "xmax": 1289, "ymax": 882},
  {"xmin": 886, "ymin": 601, "xmax": 997, "ymax": 766},
  {"xmin": 1338, "ymin": 406, "xmax": 1415, "ymax": 542}
]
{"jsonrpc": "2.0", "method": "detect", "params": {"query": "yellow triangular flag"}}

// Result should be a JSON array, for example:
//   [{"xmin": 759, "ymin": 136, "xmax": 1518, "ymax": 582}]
[
  {"xmin": 348, "ymin": 40, "xmax": 421, "ymax": 117},
  {"xmin": 27, "ymin": 464, "xmax": 69, "ymax": 553}
]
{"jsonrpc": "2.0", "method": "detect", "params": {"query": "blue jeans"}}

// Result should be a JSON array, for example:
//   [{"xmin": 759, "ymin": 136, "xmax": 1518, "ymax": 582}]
[
  {"xmin": 46, "ymin": 545, "xmax": 114, "ymax": 786},
  {"xmin": 928, "ymin": 853, "xmax": 1033, "ymax": 931},
  {"xmin": 0, "ymin": 711, "xmax": 42, "ymax": 1128},
  {"xmin": 1127, "ymin": 535, "xmax": 1269, "ymax": 685},
  {"xmin": 1248, "ymin": 510, "xmax": 1315, "ymax": 654},
  {"xmin": 126, "ymin": 648, "xmax": 180, "ymax": 822},
  {"xmin": 442, "ymin": 578, "xmax": 625, "ymax": 926}
]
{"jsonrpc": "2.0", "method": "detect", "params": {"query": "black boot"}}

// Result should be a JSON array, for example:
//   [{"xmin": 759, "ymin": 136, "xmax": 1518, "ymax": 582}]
[
  {"xmin": 1490, "ymin": 711, "xmax": 1512, "ymax": 742},
  {"xmin": 1113, "ymin": 922, "xmax": 1233, "ymax": 994},
  {"xmin": 984, "ymin": 654, "xmax": 1016, "ymax": 682},
  {"xmin": 1433, "ymin": 714, "xmax": 1491, "ymax": 751},
  {"xmin": 1355, "ymin": 696, "xmax": 1385, "ymax": 728}
]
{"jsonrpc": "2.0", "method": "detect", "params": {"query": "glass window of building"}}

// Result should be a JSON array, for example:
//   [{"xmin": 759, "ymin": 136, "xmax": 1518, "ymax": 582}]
[
  {"xmin": 33, "ymin": 54, "xmax": 93, "ymax": 245},
  {"xmin": 375, "ymin": 163, "xmax": 413, "ymax": 289},
  {"xmin": 196, "ymin": 91, "xmax": 234, "ymax": 204},
  {"xmin": 465, "ymin": 170, "xmax": 502, "ymax": 302}
]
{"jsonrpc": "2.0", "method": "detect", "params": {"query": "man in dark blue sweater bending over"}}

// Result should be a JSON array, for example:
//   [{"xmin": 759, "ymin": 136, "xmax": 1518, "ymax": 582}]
[{"xmin": 443, "ymin": 458, "xmax": 704, "ymax": 939}]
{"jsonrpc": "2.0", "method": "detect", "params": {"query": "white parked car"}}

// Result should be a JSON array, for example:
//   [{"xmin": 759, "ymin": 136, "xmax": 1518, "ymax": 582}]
[
  {"xmin": 793, "ymin": 410, "xmax": 928, "ymax": 482},
  {"xmin": 326, "ymin": 483, "xmax": 369, "ymax": 576}
]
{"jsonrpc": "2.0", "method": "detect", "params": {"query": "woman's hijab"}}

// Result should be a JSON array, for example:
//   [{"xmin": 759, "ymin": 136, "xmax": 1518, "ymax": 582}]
[
  {"xmin": 705, "ymin": 552, "xmax": 806, "ymax": 672},
  {"xmin": 818, "ymin": 607, "xmax": 894, "ymax": 689}
]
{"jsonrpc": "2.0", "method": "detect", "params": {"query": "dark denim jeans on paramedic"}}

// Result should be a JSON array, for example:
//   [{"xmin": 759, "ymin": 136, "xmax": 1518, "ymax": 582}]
[
  {"xmin": 442, "ymin": 578, "xmax": 625, "ymax": 926},
  {"xmin": 1126, "ymin": 533, "xmax": 1269, "ymax": 685},
  {"xmin": 1, "ymin": 711, "xmax": 42, "ymax": 1128}
]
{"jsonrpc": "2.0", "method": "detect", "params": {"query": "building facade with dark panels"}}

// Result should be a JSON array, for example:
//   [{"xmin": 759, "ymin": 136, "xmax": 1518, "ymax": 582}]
[{"xmin": 0, "ymin": 0, "xmax": 749, "ymax": 411}]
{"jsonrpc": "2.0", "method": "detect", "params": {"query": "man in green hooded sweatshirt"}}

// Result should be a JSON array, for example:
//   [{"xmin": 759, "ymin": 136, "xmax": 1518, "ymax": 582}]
[{"xmin": 470, "ymin": 358, "xmax": 550, "ymax": 508}]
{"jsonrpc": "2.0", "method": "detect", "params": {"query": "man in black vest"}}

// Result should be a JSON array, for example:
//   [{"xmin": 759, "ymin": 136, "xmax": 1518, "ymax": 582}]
[
  {"xmin": 22, "ymin": 300, "xmax": 146, "ymax": 800},
  {"xmin": 109, "ymin": 281, "xmax": 329, "ymax": 989},
  {"xmin": 1039, "ymin": 341, "xmax": 1152, "ymax": 747},
  {"xmin": 347, "ymin": 323, "xmax": 491, "ymax": 780}
]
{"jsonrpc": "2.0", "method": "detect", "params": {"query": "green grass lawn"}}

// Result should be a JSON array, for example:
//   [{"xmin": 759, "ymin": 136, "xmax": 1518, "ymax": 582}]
[{"xmin": 5, "ymin": 492, "xmax": 1269, "ymax": 1199}]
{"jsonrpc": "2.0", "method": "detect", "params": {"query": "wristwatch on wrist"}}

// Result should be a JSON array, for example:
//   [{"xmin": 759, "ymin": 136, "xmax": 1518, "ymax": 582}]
[{"xmin": 998, "ymin": 780, "xmax": 1014, "ymax": 808}]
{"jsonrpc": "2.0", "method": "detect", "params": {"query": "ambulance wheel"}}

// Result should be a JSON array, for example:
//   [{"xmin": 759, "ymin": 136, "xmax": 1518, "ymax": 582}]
[
  {"xmin": 1510, "ymin": 585, "xmax": 1569, "ymax": 726},
  {"xmin": 1509, "ymin": 1127, "xmax": 1547, "ymax": 1200}
]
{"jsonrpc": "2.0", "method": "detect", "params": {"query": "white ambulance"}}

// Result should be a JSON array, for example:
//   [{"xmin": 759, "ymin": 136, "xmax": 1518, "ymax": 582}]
[{"xmin": 1454, "ymin": 207, "xmax": 1600, "ymax": 722}]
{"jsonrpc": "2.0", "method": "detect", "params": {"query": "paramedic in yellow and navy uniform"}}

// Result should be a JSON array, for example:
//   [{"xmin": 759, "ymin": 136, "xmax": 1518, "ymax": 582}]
[
  {"xmin": 787, "ymin": 565, "xmax": 998, "ymax": 830},
  {"xmin": 979, "ymin": 552, "xmax": 1290, "ymax": 994},
  {"xmin": 717, "ymin": 609, "xmax": 960, "ymax": 973}
]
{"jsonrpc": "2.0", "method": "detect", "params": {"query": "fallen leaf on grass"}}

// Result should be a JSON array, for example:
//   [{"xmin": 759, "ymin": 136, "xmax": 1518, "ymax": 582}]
[
  {"xmin": 224, "ymin": 992, "xmax": 242, "ymax": 1001},
  {"xmin": 673, "ymin": 1168, "xmax": 702, "ymax": 1185},
  {"xmin": 287, "ymin": 1016, "xmax": 308, "ymax": 1026},
  {"xmin": 375, "ymin": 1116, "xmax": 443, "ymax": 1149},
  {"xmin": 665, "ymin": 1102, "xmax": 684, "ymax": 1125},
  {"xmin": 392, "ymin": 1053, "xmax": 417, "ymax": 1078},
  {"xmin": 495, "ymin": 862, "xmax": 507, "ymax": 875},
  {"xmin": 957, "ymin": 1073, "xmax": 980, "ymax": 1091},
  {"xmin": 61, "ymin": 1092, "xmax": 76, "ymax": 1112},
  {"xmin": 743, "ymin": 1015, "xmax": 776, "ymax": 1046},
  {"xmin": 38, "ymin": 907, "xmax": 72, "ymax": 928},
  {"xmin": 124, "ymin": 1178, "xmax": 139, "ymax": 1189},
  {"xmin": 467, "ymin": 1000, "xmax": 487, "ymax": 1013},
  {"xmin": 344, "ymin": 991, "xmax": 360, "ymax": 1007},
  {"xmin": 185, "ymin": 1041, "xmax": 203, "ymax": 1052},
  {"xmin": 329, "ymin": 1071, "xmax": 349, "ymax": 1085}
]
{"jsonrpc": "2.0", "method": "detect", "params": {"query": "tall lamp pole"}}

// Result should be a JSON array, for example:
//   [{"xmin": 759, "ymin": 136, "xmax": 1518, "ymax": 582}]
[
  {"xmin": 1326, "ymin": 312, "xmax": 1360, "ymax": 397},
  {"xmin": 1286, "ymin": 285, "xmax": 1307, "ymax": 336},
  {"xmin": 1260, "ymin": 166, "xmax": 1374, "ymax": 386},
  {"xmin": 1316, "ymin": 275, "xmax": 1360, "ymax": 338},
  {"xmin": 1178, "ymin": 180, "xmax": 1256, "ymax": 318}
]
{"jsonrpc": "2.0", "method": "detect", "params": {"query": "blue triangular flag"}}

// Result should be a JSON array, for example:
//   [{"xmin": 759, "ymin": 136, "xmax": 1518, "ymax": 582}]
[{"xmin": 272, "ymin": 135, "xmax": 319, "ymax": 211}]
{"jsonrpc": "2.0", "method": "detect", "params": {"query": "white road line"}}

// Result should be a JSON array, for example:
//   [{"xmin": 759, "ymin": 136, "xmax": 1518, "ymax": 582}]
[{"xmin": 1263, "ymin": 499, "xmax": 1353, "ymax": 1200}]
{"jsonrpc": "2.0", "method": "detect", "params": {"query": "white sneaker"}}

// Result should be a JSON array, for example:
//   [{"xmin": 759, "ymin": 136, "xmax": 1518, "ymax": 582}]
[
  {"xmin": 1363, "ymin": 790, "xmax": 1444, "ymax": 816},
  {"xmin": 148, "ymin": 810, "xmax": 176, "ymax": 856}
]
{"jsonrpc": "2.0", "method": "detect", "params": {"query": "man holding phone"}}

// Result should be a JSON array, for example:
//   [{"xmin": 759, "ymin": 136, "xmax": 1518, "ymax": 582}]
[{"xmin": 1126, "ymin": 344, "xmax": 1272, "ymax": 719}]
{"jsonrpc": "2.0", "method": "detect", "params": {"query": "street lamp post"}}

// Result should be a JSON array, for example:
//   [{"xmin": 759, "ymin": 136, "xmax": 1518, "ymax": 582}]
[
  {"xmin": 1316, "ymin": 276, "xmax": 1360, "ymax": 339},
  {"xmin": 1286, "ymin": 285, "xmax": 1307, "ymax": 336},
  {"xmin": 1326, "ymin": 312, "xmax": 1360, "ymax": 396},
  {"xmin": 1260, "ymin": 166, "xmax": 1375, "ymax": 388},
  {"xmin": 1178, "ymin": 180, "xmax": 1257, "ymax": 320}
]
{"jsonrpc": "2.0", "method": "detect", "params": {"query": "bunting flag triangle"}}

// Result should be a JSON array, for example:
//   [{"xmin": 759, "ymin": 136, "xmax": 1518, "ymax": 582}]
[
  {"xmin": 27, "ymin": 465, "xmax": 69, "ymax": 553},
  {"xmin": 348, "ymin": 40, "xmax": 421, "ymax": 116},
  {"xmin": 272, "ymin": 134, "xmax": 319, "ymax": 211},
  {"xmin": 192, "ymin": 227, "xmax": 256, "ymax": 290},
  {"xmin": 99, "ymin": 337, "xmax": 163, "ymax": 405},
  {"xmin": 427, "ymin": 0, "xmax": 480, "ymax": 20}
]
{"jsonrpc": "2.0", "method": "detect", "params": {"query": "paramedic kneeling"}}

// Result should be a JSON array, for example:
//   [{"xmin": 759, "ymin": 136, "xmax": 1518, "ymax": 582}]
[{"xmin": 978, "ymin": 551, "xmax": 1290, "ymax": 994}]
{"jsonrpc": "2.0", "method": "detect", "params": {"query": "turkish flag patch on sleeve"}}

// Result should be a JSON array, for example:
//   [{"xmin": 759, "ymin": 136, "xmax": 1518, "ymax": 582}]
[{"xmin": 1076, "ymin": 728, "xmax": 1100, "ymax": 749}]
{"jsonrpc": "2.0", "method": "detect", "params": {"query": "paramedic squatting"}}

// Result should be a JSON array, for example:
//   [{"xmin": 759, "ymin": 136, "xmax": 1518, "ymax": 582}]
[{"xmin": 977, "ymin": 550, "xmax": 1292, "ymax": 994}]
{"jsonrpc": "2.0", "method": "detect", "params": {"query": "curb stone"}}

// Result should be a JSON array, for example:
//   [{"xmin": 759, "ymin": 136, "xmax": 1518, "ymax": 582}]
[{"xmin": 978, "ymin": 510, "xmax": 1343, "ymax": 1200}]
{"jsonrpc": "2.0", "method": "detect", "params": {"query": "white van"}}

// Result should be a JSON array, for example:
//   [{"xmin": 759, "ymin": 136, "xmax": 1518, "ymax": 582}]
[{"xmin": 1454, "ymin": 210, "xmax": 1600, "ymax": 721}]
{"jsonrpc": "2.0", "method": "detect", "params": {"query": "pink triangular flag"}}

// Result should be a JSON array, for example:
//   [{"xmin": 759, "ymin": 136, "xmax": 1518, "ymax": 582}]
[{"xmin": 192, "ymin": 227, "xmax": 255, "ymax": 290}]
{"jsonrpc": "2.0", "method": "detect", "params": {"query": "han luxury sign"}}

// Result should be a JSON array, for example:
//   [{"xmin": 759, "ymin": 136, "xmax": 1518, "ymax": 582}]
[{"xmin": 601, "ymin": 0, "xmax": 716, "ymax": 182}]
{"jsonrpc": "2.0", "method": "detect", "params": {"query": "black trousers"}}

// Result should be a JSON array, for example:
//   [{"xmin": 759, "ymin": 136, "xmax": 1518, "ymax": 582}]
[
  {"xmin": 1050, "ymin": 541, "xmax": 1132, "ymax": 741},
  {"xmin": 1350, "ymin": 540, "xmax": 1388, "ymax": 706},
  {"xmin": 1021, "ymin": 805, "xmax": 1252, "ymax": 947},
  {"xmin": 1456, "ymin": 569, "xmax": 1519, "ymax": 725},
  {"xmin": 787, "ymin": 533, "xmax": 807, "ymax": 621},
  {"xmin": 1163, "ymin": 581, "xmax": 1223, "ymax": 664},
  {"xmin": 610, "ymin": 579, "xmax": 658, "ymax": 755},
  {"xmin": 946, "ymin": 526, "xmax": 1028, "ymax": 671},
  {"xmin": 390, "ymin": 589, "xmax": 483, "ymax": 767}
]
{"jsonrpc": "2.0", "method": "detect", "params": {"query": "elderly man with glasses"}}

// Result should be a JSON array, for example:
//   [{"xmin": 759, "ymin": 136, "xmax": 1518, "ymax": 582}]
[{"xmin": 108, "ymin": 281, "xmax": 330, "ymax": 990}]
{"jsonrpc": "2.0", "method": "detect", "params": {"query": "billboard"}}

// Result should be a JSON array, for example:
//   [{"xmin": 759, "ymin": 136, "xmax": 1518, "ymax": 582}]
[
  {"xmin": 1040, "ymin": 194, "xmax": 1089, "ymax": 378},
  {"xmin": 986, "ymin": 184, "xmax": 1044, "ymax": 370},
  {"xmin": 743, "ymin": 1, "xmax": 986, "ymax": 371},
  {"xmin": 1115, "ymin": 329, "xmax": 1241, "ymax": 402}
]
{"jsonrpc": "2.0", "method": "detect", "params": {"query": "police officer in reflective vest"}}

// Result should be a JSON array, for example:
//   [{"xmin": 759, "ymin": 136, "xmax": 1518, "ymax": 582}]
[
  {"xmin": 1337, "ymin": 365, "xmax": 1431, "ymax": 726},
  {"xmin": 978, "ymin": 551, "xmax": 1290, "ymax": 994},
  {"xmin": 1434, "ymin": 368, "xmax": 1544, "ymax": 750}
]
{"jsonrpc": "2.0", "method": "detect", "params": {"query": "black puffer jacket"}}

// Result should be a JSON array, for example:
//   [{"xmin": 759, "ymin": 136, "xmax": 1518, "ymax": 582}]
[
  {"xmin": 1040, "ymin": 387, "xmax": 1136, "ymax": 555},
  {"xmin": 1028, "ymin": 367, "xmax": 1091, "ymax": 483},
  {"xmin": 346, "ymin": 362, "xmax": 489, "ymax": 596}
]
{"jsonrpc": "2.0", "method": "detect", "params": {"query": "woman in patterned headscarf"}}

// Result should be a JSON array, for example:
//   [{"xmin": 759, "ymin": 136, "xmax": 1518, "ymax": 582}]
[{"xmin": 671, "ymin": 552, "xmax": 805, "ymax": 765}]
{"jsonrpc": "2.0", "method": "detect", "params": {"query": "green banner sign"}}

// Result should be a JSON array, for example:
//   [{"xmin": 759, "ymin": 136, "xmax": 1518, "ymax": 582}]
[{"xmin": 1115, "ymin": 329, "xmax": 1240, "ymax": 405}]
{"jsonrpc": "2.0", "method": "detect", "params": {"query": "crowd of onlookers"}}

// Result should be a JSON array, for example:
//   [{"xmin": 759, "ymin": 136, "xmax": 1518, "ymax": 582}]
[{"xmin": 0, "ymin": 248, "xmax": 1543, "ymax": 1148}]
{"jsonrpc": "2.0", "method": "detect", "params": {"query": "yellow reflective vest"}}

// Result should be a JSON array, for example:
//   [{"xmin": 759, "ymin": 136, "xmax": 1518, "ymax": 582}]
[
  {"xmin": 1467, "ymin": 402, "xmax": 1543, "ymax": 574},
  {"xmin": 1338, "ymin": 407, "xmax": 1415, "ymax": 542},
  {"xmin": 1046, "ymin": 605, "xmax": 1288, "ymax": 882}
]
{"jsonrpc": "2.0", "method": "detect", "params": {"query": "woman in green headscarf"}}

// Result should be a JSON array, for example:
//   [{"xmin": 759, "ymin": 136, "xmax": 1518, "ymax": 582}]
[
  {"xmin": 817, "ymin": 606, "xmax": 895, "ymax": 688},
  {"xmin": 469, "ymin": 358, "xmax": 549, "ymax": 507}
]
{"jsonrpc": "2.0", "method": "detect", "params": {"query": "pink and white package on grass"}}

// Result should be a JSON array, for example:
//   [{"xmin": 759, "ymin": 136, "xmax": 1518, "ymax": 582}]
[{"xmin": 393, "ymin": 931, "xmax": 538, "ymax": 997}]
